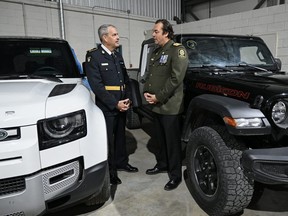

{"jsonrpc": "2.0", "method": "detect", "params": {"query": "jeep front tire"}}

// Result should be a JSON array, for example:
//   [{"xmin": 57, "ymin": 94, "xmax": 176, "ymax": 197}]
[
  {"xmin": 185, "ymin": 126, "xmax": 253, "ymax": 216},
  {"xmin": 126, "ymin": 107, "xmax": 142, "ymax": 129}
]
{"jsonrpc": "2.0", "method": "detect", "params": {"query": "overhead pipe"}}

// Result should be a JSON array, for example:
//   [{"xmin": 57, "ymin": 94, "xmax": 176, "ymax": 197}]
[
  {"xmin": 181, "ymin": 0, "xmax": 185, "ymax": 22},
  {"xmin": 209, "ymin": 0, "xmax": 211, "ymax": 18},
  {"xmin": 59, "ymin": 0, "xmax": 65, "ymax": 39},
  {"xmin": 190, "ymin": 12, "xmax": 200, "ymax": 21},
  {"xmin": 22, "ymin": 2, "xmax": 27, "ymax": 36},
  {"xmin": 254, "ymin": 0, "xmax": 266, "ymax": 9}
]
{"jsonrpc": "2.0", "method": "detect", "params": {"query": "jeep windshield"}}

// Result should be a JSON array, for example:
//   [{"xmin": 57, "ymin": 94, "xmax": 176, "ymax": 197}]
[
  {"xmin": 0, "ymin": 38, "xmax": 80, "ymax": 80},
  {"xmin": 181, "ymin": 35, "xmax": 277, "ymax": 72}
]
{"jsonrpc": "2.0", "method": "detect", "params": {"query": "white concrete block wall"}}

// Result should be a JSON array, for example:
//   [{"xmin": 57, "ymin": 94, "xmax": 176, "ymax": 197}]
[
  {"xmin": 0, "ymin": 0, "xmax": 287, "ymax": 71},
  {"xmin": 25, "ymin": 5, "xmax": 51, "ymax": 36},
  {"xmin": 0, "ymin": 0, "xmax": 155, "ymax": 68},
  {"xmin": 61, "ymin": 6, "xmax": 154, "ymax": 67},
  {"xmin": 174, "ymin": 3, "xmax": 288, "ymax": 72},
  {"xmin": 0, "ymin": 1, "xmax": 25, "ymax": 35}
]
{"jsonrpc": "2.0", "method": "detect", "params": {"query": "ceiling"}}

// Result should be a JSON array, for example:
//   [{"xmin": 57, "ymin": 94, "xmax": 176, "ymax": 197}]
[{"xmin": 181, "ymin": 0, "xmax": 269, "ymax": 22}]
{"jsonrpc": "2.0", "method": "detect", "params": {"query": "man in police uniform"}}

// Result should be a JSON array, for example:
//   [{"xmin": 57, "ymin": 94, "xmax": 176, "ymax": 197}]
[
  {"xmin": 85, "ymin": 24, "xmax": 138, "ymax": 185},
  {"xmin": 143, "ymin": 19, "xmax": 188, "ymax": 190}
]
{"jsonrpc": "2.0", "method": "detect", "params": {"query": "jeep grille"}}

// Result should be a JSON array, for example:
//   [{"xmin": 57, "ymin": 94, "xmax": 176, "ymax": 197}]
[{"xmin": 260, "ymin": 162, "xmax": 288, "ymax": 178}]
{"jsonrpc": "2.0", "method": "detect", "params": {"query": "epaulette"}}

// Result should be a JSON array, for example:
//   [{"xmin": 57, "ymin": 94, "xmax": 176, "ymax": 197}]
[
  {"xmin": 173, "ymin": 43, "xmax": 181, "ymax": 47},
  {"xmin": 87, "ymin": 47, "xmax": 97, "ymax": 53}
]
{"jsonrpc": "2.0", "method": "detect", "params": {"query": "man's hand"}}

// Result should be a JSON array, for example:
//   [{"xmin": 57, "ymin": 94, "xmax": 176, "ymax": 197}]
[
  {"xmin": 144, "ymin": 92, "xmax": 158, "ymax": 104},
  {"xmin": 117, "ymin": 98, "xmax": 131, "ymax": 112}
]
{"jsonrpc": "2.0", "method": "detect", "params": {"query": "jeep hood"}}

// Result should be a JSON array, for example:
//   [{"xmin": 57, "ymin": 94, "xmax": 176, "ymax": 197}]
[
  {"xmin": 193, "ymin": 72, "xmax": 288, "ymax": 103},
  {"xmin": 233, "ymin": 73, "xmax": 288, "ymax": 95},
  {"xmin": 0, "ymin": 80, "xmax": 57, "ymax": 127}
]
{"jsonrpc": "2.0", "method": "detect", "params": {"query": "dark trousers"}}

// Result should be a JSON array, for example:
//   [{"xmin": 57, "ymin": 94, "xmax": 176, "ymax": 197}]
[
  {"xmin": 105, "ymin": 112, "xmax": 128, "ymax": 176},
  {"xmin": 154, "ymin": 113, "xmax": 182, "ymax": 180}
]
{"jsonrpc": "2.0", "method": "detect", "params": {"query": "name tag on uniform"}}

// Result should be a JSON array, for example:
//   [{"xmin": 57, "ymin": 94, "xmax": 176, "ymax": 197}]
[
  {"xmin": 101, "ymin": 63, "xmax": 109, "ymax": 66},
  {"xmin": 159, "ymin": 55, "xmax": 168, "ymax": 64}
]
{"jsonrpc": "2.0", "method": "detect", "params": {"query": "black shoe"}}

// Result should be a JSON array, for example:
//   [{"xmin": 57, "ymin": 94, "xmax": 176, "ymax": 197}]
[
  {"xmin": 146, "ymin": 166, "xmax": 167, "ymax": 175},
  {"xmin": 117, "ymin": 164, "xmax": 139, "ymax": 173},
  {"xmin": 164, "ymin": 178, "xmax": 181, "ymax": 191},
  {"xmin": 110, "ymin": 175, "xmax": 122, "ymax": 185}
]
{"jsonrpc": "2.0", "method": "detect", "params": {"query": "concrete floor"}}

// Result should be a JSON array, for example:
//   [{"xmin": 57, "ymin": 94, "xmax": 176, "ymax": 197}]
[{"xmin": 47, "ymin": 119, "xmax": 288, "ymax": 216}]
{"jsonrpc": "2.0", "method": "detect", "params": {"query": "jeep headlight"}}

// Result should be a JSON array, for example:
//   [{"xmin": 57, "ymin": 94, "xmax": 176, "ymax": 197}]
[
  {"xmin": 38, "ymin": 110, "xmax": 87, "ymax": 150},
  {"xmin": 272, "ymin": 101, "xmax": 287, "ymax": 124},
  {"xmin": 224, "ymin": 117, "xmax": 264, "ymax": 128}
]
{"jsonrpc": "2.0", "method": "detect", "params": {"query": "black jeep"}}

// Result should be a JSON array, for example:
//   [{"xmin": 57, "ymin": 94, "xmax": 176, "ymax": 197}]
[{"xmin": 127, "ymin": 34, "xmax": 288, "ymax": 216}]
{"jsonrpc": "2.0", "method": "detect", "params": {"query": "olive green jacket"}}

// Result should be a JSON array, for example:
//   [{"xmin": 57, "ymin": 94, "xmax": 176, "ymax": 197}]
[{"xmin": 143, "ymin": 40, "xmax": 188, "ymax": 115}]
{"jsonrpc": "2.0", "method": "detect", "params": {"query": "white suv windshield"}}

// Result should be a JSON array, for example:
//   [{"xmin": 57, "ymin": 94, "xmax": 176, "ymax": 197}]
[{"xmin": 0, "ymin": 39, "xmax": 79, "ymax": 79}]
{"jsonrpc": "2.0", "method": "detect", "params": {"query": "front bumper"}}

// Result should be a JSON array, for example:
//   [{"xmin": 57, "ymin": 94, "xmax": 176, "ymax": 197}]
[
  {"xmin": 0, "ymin": 158, "xmax": 108, "ymax": 216},
  {"xmin": 242, "ymin": 147, "xmax": 288, "ymax": 184}
]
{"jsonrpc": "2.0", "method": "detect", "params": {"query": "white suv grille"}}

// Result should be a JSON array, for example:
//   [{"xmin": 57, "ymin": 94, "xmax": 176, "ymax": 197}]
[
  {"xmin": 0, "ymin": 176, "xmax": 25, "ymax": 196},
  {"xmin": 42, "ymin": 161, "xmax": 80, "ymax": 199}
]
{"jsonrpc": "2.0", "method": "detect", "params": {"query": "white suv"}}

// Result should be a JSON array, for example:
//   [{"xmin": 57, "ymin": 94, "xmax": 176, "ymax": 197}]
[{"xmin": 0, "ymin": 37, "xmax": 110, "ymax": 216}]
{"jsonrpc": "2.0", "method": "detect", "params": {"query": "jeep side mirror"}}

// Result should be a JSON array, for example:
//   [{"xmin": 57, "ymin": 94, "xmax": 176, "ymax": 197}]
[
  {"xmin": 274, "ymin": 58, "xmax": 282, "ymax": 71},
  {"xmin": 81, "ymin": 62, "xmax": 87, "ymax": 77}
]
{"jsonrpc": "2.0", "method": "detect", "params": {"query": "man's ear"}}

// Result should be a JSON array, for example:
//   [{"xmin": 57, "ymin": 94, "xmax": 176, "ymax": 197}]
[
  {"xmin": 163, "ymin": 31, "xmax": 169, "ymax": 38},
  {"xmin": 102, "ymin": 34, "xmax": 108, "ymax": 43}
]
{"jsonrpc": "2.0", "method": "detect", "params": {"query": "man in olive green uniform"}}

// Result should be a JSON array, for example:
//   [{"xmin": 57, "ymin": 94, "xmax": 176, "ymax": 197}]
[{"xmin": 144, "ymin": 19, "xmax": 188, "ymax": 191}]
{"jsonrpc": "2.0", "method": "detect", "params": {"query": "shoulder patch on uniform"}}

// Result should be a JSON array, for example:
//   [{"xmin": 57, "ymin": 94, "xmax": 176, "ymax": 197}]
[
  {"xmin": 173, "ymin": 43, "xmax": 181, "ymax": 47},
  {"xmin": 87, "ymin": 47, "xmax": 97, "ymax": 53},
  {"xmin": 178, "ymin": 48, "xmax": 186, "ymax": 58}
]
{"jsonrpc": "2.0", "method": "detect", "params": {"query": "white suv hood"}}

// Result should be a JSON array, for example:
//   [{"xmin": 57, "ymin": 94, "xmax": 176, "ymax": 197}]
[{"xmin": 0, "ymin": 80, "xmax": 57, "ymax": 128}]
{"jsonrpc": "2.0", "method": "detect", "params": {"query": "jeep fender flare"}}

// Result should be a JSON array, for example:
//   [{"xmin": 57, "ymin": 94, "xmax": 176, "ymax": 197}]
[{"xmin": 182, "ymin": 94, "xmax": 271, "ymax": 140}]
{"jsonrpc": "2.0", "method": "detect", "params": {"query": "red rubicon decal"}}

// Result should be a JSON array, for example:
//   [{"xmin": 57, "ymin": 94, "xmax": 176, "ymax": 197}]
[{"xmin": 195, "ymin": 82, "xmax": 250, "ymax": 99}]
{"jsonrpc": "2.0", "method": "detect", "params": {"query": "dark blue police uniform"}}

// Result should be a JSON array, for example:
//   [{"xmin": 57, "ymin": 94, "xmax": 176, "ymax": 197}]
[{"xmin": 85, "ymin": 45, "xmax": 131, "ymax": 177}]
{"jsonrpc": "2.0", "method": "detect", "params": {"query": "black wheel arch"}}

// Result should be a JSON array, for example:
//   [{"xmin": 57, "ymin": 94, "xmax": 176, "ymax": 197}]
[{"xmin": 181, "ymin": 94, "xmax": 271, "ymax": 142}]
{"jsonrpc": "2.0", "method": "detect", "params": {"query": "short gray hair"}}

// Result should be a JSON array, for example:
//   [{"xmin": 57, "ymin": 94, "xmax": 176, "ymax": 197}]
[{"xmin": 98, "ymin": 24, "xmax": 116, "ymax": 42}]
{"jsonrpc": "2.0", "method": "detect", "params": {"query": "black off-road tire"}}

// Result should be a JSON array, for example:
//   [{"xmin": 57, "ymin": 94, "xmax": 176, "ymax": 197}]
[
  {"xmin": 185, "ymin": 126, "xmax": 254, "ymax": 216},
  {"xmin": 126, "ymin": 107, "xmax": 142, "ymax": 129},
  {"xmin": 85, "ymin": 167, "xmax": 110, "ymax": 206}
]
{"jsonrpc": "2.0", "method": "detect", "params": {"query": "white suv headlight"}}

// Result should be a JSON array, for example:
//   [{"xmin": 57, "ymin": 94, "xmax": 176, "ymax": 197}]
[
  {"xmin": 37, "ymin": 110, "xmax": 87, "ymax": 150},
  {"xmin": 43, "ymin": 114, "xmax": 83, "ymax": 138}
]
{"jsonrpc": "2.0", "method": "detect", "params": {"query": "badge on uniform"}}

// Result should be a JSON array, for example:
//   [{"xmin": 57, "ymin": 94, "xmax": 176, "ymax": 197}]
[
  {"xmin": 159, "ymin": 55, "xmax": 168, "ymax": 64},
  {"xmin": 178, "ymin": 49, "xmax": 186, "ymax": 58},
  {"xmin": 87, "ymin": 56, "xmax": 91, "ymax": 62}
]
